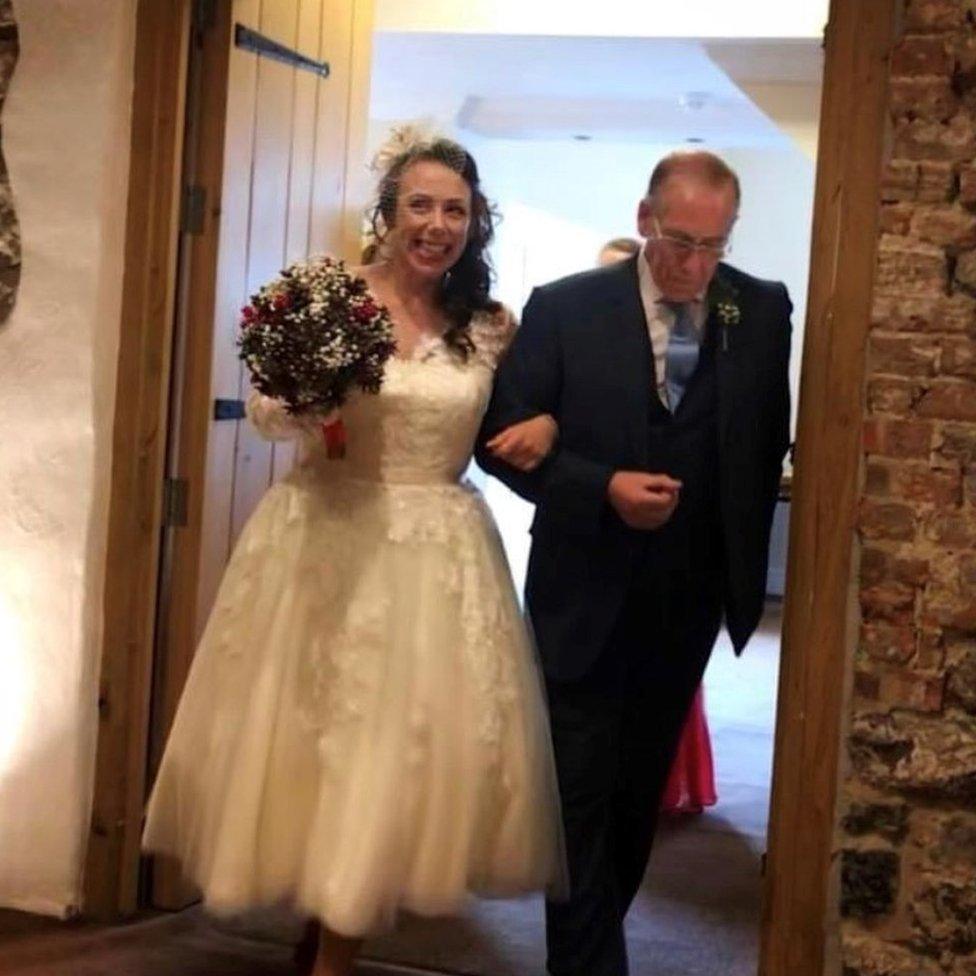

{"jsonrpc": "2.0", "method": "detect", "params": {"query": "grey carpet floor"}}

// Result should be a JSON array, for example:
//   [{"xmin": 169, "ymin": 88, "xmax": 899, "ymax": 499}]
[{"xmin": 0, "ymin": 907, "xmax": 420, "ymax": 975}]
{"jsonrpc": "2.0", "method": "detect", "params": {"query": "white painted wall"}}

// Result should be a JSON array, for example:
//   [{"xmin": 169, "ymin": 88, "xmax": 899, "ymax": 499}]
[
  {"xmin": 0, "ymin": 1, "xmax": 134, "ymax": 915},
  {"xmin": 740, "ymin": 82, "xmax": 821, "ymax": 162}
]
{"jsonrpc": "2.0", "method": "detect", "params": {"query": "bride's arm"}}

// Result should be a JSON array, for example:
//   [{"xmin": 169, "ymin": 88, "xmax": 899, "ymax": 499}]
[
  {"xmin": 485, "ymin": 414, "xmax": 558, "ymax": 472},
  {"xmin": 478, "ymin": 308, "xmax": 558, "ymax": 472}
]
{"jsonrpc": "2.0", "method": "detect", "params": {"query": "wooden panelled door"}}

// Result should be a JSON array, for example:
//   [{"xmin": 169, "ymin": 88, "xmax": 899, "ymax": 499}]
[{"xmin": 148, "ymin": 0, "xmax": 373, "ymax": 908}]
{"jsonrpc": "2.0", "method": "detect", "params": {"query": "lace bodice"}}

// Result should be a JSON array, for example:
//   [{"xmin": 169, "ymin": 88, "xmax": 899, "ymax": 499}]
[{"xmin": 247, "ymin": 310, "xmax": 514, "ymax": 485}]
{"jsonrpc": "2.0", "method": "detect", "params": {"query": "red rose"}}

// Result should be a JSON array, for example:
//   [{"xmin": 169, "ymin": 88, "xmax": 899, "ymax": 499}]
[
  {"xmin": 241, "ymin": 305, "xmax": 257, "ymax": 322},
  {"xmin": 273, "ymin": 293, "xmax": 290, "ymax": 311},
  {"xmin": 353, "ymin": 301, "xmax": 377, "ymax": 323}
]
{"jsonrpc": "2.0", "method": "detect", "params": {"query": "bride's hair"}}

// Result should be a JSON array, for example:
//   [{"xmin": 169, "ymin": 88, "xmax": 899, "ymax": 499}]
[{"xmin": 369, "ymin": 135, "xmax": 500, "ymax": 360}]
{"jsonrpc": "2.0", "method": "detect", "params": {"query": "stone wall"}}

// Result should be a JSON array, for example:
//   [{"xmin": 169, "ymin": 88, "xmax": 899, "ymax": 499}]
[
  {"xmin": 0, "ymin": 0, "xmax": 19, "ymax": 323},
  {"xmin": 841, "ymin": 2, "xmax": 976, "ymax": 975}
]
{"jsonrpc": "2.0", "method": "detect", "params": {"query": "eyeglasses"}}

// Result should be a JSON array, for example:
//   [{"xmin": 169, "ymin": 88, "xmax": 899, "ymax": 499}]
[{"xmin": 650, "ymin": 216, "xmax": 730, "ymax": 260}]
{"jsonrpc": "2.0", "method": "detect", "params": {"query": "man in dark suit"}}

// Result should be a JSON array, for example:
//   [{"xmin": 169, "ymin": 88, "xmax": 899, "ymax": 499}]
[{"xmin": 476, "ymin": 151, "xmax": 791, "ymax": 976}]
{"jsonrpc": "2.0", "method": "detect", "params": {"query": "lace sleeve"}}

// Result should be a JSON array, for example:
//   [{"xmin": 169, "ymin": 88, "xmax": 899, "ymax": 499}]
[
  {"xmin": 471, "ymin": 306, "xmax": 518, "ymax": 370},
  {"xmin": 245, "ymin": 392, "xmax": 317, "ymax": 442}
]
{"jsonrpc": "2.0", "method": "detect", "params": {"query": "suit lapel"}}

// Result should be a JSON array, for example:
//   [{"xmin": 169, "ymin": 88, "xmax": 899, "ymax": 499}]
[
  {"xmin": 604, "ymin": 256, "xmax": 653, "ymax": 461},
  {"xmin": 709, "ymin": 266, "xmax": 736, "ymax": 453}
]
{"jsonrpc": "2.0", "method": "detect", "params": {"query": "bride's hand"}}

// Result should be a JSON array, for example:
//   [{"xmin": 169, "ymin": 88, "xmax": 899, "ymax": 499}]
[
  {"xmin": 486, "ymin": 414, "xmax": 558, "ymax": 472},
  {"xmin": 290, "ymin": 406, "xmax": 339, "ymax": 432}
]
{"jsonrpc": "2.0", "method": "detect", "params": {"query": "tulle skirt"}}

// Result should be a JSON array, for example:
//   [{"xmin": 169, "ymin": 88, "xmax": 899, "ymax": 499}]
[{"xmin": 143, "ymin": 467, "xmax": 565, "ymax": 936}]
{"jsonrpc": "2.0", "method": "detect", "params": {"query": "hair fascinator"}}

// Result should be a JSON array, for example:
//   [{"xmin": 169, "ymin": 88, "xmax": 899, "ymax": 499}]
[{"xmin": 370, "ymin": 121, "xmax": 467, "ymax": 178}]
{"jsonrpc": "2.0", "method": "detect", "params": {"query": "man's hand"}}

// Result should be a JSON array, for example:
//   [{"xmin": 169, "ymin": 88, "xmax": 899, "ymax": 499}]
[
  {"xmin": 607, "ymin": 471, "xmax": 682, "ymax": 530},
  {"xmin": 486, "ymin": 414, "xmax": 559, "ymax": 472}
]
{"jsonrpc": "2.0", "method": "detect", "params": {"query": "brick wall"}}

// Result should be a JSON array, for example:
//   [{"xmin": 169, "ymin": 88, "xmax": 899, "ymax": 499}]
[{"xmin": 841, "ymin": 3, "xmax": 976, "ymax": 975}]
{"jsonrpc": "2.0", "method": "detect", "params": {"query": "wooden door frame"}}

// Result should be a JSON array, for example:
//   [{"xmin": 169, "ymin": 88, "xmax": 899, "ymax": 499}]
[
  {"xmin": 83, "ymin": 0, "xmax": 193, "ymax": 919},
  {"xmin": 758, "ymin": 1, "xmax": 898, "ymax": 972},
  {"xmin": 146, "ymin": 0, "xmax": 235, "ymax": 909},
  {"xmin": 88, "ymin": 5, "xmax": 899, "ymax": 975}
]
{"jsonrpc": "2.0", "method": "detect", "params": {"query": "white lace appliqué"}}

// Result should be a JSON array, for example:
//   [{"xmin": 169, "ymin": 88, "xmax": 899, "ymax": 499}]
[{"xmin": 244, "ymin": 308, "xmax": 525, "ymax": 760}]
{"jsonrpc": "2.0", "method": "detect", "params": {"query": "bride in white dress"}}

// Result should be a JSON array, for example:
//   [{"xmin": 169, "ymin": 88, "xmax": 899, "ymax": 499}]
[{"xmin": 142, "ymin": 131, "xmax": 565, "ymax": 976}]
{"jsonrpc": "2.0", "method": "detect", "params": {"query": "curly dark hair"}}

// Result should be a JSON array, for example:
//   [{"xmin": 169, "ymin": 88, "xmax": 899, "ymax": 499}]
[{"xmin": 370, "ymin": 138, "xmax": 500, "ymax": 359}]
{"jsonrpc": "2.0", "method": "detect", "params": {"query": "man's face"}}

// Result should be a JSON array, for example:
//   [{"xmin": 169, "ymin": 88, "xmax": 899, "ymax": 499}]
[{"xmin": 636, "ymin": 176, "xmax": 738, "ymax": 302}]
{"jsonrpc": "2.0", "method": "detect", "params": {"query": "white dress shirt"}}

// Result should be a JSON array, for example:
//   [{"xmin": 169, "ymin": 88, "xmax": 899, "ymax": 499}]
[{"xmin": 636, "ymin": 252, "xmax": 705, "ymax": 409}]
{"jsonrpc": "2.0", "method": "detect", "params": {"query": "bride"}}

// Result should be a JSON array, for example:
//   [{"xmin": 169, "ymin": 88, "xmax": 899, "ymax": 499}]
[{"xmin": 142, "ymin": 128, "xmax": 565, "ymax": 976}]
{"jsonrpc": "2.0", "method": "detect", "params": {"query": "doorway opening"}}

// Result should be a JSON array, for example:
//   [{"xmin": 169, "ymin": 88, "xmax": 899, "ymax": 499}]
[
  {"xmin": 360, "ymin": 29, "xmax": 821, "ymax": 976},
  {"xmin": 62, "ymin": 4, "xmax": 899, "ymax": 976}
]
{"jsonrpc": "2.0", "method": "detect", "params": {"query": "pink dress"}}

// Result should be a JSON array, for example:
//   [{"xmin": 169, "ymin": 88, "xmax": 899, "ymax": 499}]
[{"xmin": 660, "ymin": 686, "xmax": 717, "ymax": 814}]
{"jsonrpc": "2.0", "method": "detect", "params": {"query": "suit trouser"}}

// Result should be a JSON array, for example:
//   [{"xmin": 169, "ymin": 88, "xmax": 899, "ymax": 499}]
[{"xmin": 543, "ymin": 570, "xmax": 722, "ymax": 976}]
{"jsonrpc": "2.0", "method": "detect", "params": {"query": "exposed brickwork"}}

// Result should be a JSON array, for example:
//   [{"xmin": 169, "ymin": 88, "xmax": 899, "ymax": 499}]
[
  {"xmin": 843, "ymin": 4, "xmax": 976, "ymax": 973},
  {"xmin": 959, "ymin": 163, "xmax": 976, "ymax": 206},
  {"xmin": 863, "ymin": 417, "xmax": 935, "ymax": 458}
]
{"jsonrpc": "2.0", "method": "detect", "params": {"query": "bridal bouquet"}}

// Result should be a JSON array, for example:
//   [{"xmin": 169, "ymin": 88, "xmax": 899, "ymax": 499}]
[{"xmin": 238, "ymin": 256, "xmax": 396, "ymax": 456}]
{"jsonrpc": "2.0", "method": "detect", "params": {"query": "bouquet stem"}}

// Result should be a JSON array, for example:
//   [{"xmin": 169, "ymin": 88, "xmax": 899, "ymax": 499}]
[{"xmin": 321, "ymin": 416, "xmax": 347, "ymax": 459}]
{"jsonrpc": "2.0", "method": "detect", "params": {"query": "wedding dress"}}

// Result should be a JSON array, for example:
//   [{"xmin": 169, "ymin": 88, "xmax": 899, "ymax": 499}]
[{"xmin": 143, "ymin": 310, "xmax": 565, "ymax": 937}]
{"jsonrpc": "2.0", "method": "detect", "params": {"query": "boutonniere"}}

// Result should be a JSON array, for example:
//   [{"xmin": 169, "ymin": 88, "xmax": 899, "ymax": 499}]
[{"xmin": 708, "ymin": 276, "xmax": 741, "ymax": 352}]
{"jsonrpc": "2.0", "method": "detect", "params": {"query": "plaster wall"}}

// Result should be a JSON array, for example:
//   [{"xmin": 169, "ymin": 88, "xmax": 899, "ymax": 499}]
[{"xmin": 0, "ymin": 0, "xmax": 134, "ymax": 915}]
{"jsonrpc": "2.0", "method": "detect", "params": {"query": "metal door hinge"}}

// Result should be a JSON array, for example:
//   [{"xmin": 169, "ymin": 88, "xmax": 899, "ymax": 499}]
[
  {"xmin": 235, "ymin": 23, "xmax": 331, "ymax": 78},
  {"xmin": 163, "ymin": 477, "xmax": 189, "ymax": 528},
  {"xmin": 181, "ymin": 184, "xmax": 207, "ymax": 235}
]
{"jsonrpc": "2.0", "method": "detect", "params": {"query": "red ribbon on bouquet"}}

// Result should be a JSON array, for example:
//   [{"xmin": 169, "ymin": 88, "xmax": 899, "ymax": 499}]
[{"xmin": 321, "ymin": 416, "xmax": 347, "ymax": 459}]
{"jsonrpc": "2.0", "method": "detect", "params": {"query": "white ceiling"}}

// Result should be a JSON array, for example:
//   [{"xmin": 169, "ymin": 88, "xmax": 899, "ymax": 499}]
[
  {"xmin": 705, "ymin": 39, "xmax": 824, "ymax": 85},
  {"xmin": 374, "ymin": 0, "xmax": 830, "ymax": 40},
  {"xmin": 370, "ymin": 33, "xmax": 823, "ymax": 149}
]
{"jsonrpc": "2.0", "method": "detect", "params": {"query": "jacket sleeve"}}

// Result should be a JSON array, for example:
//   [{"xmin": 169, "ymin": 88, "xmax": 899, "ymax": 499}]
[
  {"xmin": 475, "ymin": 288, "xmax": 614, "ymax": 537},
  {"xmin": 769, "ymin": 284, "xmax": 793, "ymax": 480},
  {"xmin": 760, "ymin": 284, "xmax": 793, "ymax": 526}
]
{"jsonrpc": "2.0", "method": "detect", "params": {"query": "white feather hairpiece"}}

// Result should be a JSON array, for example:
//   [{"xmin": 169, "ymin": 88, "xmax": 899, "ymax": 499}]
[
  {"xmin": 369, "ymin": 121, "xmax": 467, "ymax": 177},
  {"xmin": 370, "ymin": 121, "xmax": 440, "ymax": 175}
]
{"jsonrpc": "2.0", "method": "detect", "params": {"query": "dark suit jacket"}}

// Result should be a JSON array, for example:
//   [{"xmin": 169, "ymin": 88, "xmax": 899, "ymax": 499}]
[{"xmin": 475, "ymin": 255, "xmax": 791, "ymax": 681}]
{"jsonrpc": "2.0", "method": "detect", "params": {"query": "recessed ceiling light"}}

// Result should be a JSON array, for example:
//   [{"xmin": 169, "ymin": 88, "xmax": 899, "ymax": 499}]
[
  {"xmin": 572, "ymin": 134, "xmax": 592, "ymax": 141},
  {"xmin": 686, "ymin": 137, "xmax": 705, "ymax": 144},
  {"xmin": 680, "ymin": 91, "xmax": 711, "ymax": 112}
]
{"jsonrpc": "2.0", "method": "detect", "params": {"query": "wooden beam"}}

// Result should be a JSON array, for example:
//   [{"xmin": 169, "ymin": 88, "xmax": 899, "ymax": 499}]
[
  {"xmin": 341, "ymin": 0, "xmax": 376, "ymax": 260},
  {"xmin": 759, "ymin": 1, "xmax": 899, "ymax": 972},
  {"xmin": 83, "ymin": 0, "xmax": 191, "ymax": 919},
  {"xmin": 147, "ymin": 0, "xmax": 234, "ymax": 910}
]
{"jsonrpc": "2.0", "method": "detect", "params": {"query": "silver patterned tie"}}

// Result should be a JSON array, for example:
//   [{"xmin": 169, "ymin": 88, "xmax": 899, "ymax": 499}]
[{"xmin": 664, "ymin": 301, "xmax": 700, "ymax": 413}]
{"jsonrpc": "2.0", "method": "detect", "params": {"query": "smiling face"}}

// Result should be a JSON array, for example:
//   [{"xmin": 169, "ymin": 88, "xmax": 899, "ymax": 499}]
[
  {"xmin": 637, "ymin": 173, "xmax": 738, "ymax": 302},
  {"xmin": 385, "ymin": 159, "xmax": 473, "ymax": 282}
]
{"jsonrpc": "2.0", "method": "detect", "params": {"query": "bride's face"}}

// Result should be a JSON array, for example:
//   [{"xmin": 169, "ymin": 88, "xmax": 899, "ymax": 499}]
[{"xmin": 387, "ymin": 160, "xmax": 472, "ymax": 282}]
